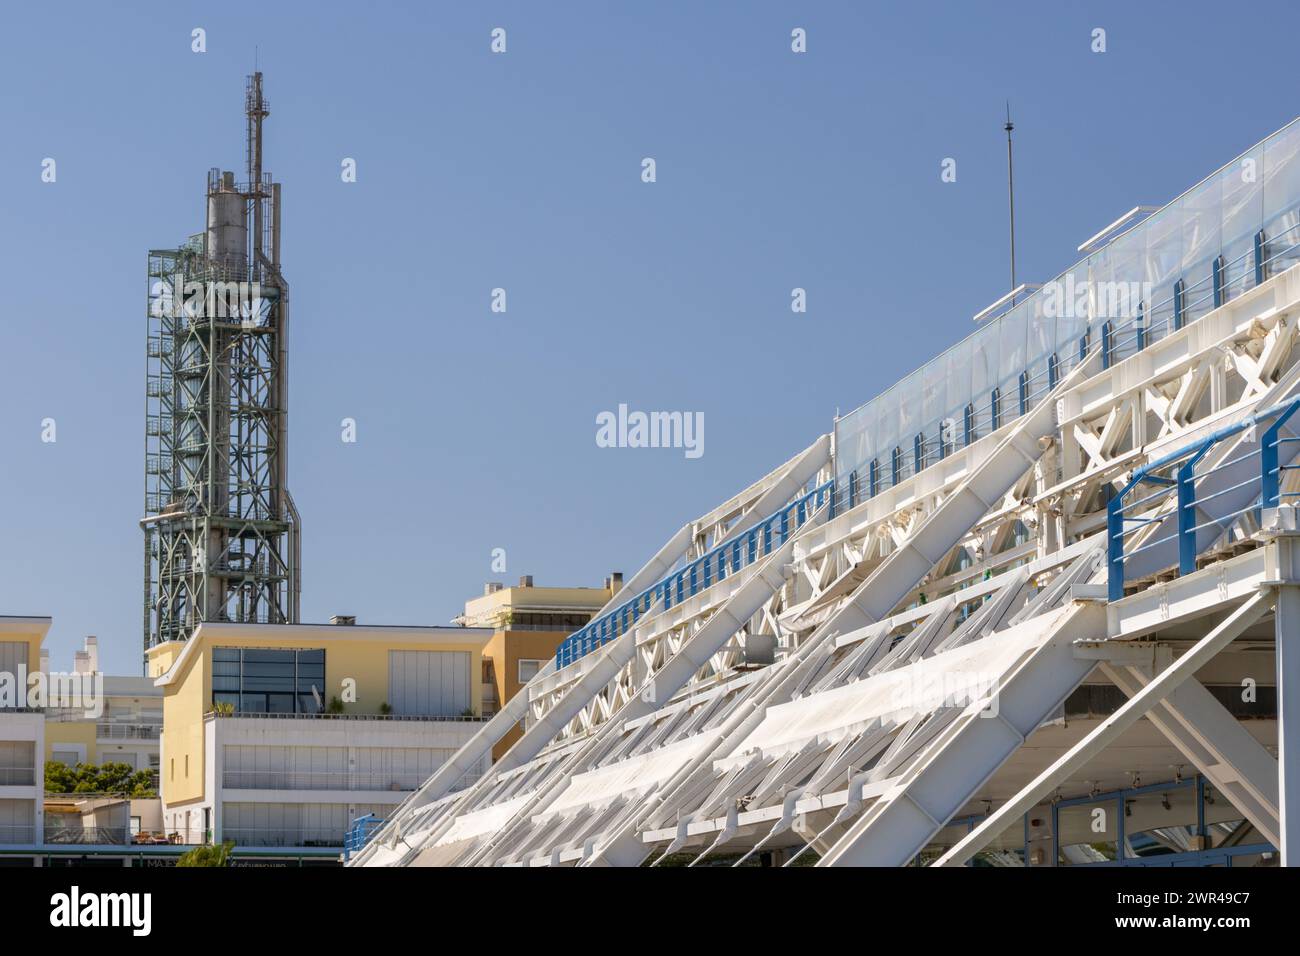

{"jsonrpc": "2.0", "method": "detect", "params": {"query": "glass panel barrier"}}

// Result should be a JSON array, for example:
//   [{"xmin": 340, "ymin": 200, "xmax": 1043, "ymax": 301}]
[{"xmin": 834, "ymin": 117, "xmax": 1300, "ymax": 495}]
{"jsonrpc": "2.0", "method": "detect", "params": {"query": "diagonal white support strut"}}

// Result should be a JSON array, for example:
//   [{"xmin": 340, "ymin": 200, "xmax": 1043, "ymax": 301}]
[
  {"xmin": 934, "ymin": 589, "xmax": 1273, "ymax": 867},
  {"xmin": 815, "ymin": 600, "xmax": 1106, "ymax": 867},
  {"xmin": 1102, "ymin": 662, "xmax": 1280, "ymax": 849}
]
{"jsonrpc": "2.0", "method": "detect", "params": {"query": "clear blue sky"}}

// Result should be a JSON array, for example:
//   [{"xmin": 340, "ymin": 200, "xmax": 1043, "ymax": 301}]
[{"xmin": 2, "ymin": 0, "xmax": 1298, "ymax": 675}]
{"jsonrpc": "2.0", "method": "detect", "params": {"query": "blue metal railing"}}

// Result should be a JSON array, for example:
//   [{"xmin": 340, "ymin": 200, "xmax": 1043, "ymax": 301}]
[
  {"xmin": 555, "ymin": 480, "xmax": 834, "ymax": 669},
  {"xmin": 1050, "ymin": 774, "xmax": 1276, "ymax": 867},
  {"xmin": 1107, "ymin": 397, "xmax": 1300, "ymax": 600},
  {"xmin": 342, "ymin": 813, "xmax": 383, "ymax": 861}
]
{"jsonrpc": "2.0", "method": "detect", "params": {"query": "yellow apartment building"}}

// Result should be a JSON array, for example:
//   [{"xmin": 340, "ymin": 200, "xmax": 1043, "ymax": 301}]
[{"xmin": 147, "ymin": 619, "xmax": 493, "ymax": 848}]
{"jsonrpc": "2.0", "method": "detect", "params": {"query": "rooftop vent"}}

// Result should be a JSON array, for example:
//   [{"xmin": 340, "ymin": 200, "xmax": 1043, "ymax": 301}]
[
  {"xmin": 519, "ymin": 575, "xmax": 534, "ymax": 588},
  {"xmin": 485, "ymin": 582, "xmax": 504, "ymax": 595},
  {"xmin": 330, "ymin": 615, "xmax": 356, "ymax": 626}
]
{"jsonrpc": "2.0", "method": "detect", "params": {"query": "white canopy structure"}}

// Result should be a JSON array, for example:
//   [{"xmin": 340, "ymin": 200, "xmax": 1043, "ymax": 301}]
[{"xmin": 352, "ymin": 117, "xmax": 1300, "ymax": 868}]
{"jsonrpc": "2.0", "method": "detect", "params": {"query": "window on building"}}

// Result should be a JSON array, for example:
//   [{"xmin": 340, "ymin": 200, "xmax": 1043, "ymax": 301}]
[
  {"xmin": 517, "ymin": 659, "xmax": 545, "ymax": 684},
  {"xmin": 212, "ymin": 647, "xmax": 326, "ymax": 714}
]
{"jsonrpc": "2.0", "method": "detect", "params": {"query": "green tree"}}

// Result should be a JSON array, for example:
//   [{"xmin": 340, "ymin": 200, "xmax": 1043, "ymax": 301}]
[
  {"xmin": 44, "ymin": 760, "xmax": 158, "ymax": 797},
  {"xmin": 177, "ymin": 841, "xmax": 234, "ymax": 867},
  {"xmin": 44, "ymin": 760, "xmax": 77, "ymax": 793}
]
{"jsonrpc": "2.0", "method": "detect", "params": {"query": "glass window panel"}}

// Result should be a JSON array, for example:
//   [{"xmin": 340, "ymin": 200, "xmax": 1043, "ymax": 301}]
[
  {"xmin": 942, "ymin": 337, "xmax": 972, "ymax": 440},
  {"xmin": 1219, "ymin": 149, "xmax": 1263, "ymax": 298},
  {"xmin": 895, "ymin": 371, "xmax": 922, "ymax": 457},
  {"xmin": 873, "ymin": 387, "xmax": 898, "ymax": 458},
  {"xmin": 1144, "ymin": 201, "xmax": 1183, "ymax": 335},
  {"xmin": 969, "ymin": 321, "xmax": 1000, "ymax": 398},
  {"xmin": 921, "ymin": 353, "xmax": 947, "ymax": 439},
  {"xmin": 243, "ymin": 660, "xmax": 293, "ymax": 676},
  {"xmin": 1263, "ymin": 119, "xmax": 1300, "ymax": 257},
  {"xmin": 1222, "ymin": 144, "xmax": 1264, "ymax": 248},
  {"xmin": 1183, "ymin": 174, "xmax": 1223, "ymax": 270},
  {"xmin": 1101, "ymin": 228, "xmax": 1145, "ymax": 327},
  {"xmin": 238, "ymin": 673, "xmax": 292, "ymax": 691},
  {"xmin": 834, "ymin": 402, "xmax": 872, "ymax": 482},
  {"xmin": 1125, "ymin": 787, "xmax": 1199, "ymax": 860},
  {"xmin": 1024, "ymin": 292, "xmax": 1056, "ymax": 394},
  {"xmin": 1057, "ymin": 800, "xmax": 1119, "ymax": 866},
  {"xmin": 997, "ymin": 306, "xmax": 1028, "ymax": 400}
]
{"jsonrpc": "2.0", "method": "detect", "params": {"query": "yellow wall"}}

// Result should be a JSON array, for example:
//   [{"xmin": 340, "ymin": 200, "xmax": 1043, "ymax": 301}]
[
  {"xmin": 156, "ymin": 637, "xmax": 209, "ymax": 806},
  {"xmin": 150, "ymin": 623, "xmax": 491, "ymax": 809},
  {"xmin": 44, "ymin": 722, "xmax": 98, "ymax": 765},
  {"xmin": 485, "ymin": 628, "xmax": 567, "ymax": 759},
  {"xmin": 147, "ymin": 641, "xmax": 184, "ymax": 680},
  {"xmin": 0, "ymin": 618, "xmax": 48, "ymax": 673}
]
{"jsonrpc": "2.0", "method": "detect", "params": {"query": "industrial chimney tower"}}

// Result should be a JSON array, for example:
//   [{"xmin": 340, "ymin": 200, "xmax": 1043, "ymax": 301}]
[{"xmin": 142, "ymin": 73, "xmax": 301, "ymax": 661}]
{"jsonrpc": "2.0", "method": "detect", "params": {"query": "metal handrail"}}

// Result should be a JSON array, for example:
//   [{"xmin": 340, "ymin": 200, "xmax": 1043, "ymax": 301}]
[
  {"xmin": 1107, "ymin": 396, "xmax": 1300, "ymax": 599},
  {"xmin": 343, "ymin": 814, "xmax": 384, "ymax": 861},
  {"xmin": 207, "ymin": 711, "xmax": 489, "ymax": 722},
  {"xmin": 555, "ymin": 480, "xmax": 834, "ymax": 668},
  {"xmin": 222, "ymin": 769, "xmax": 430, "ymax": 791}
]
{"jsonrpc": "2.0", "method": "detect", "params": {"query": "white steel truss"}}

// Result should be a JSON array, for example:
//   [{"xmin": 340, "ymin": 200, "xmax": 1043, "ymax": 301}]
[{"xmin": 352, "ymin": 133, "xmax": 1300, "ymax": 869}]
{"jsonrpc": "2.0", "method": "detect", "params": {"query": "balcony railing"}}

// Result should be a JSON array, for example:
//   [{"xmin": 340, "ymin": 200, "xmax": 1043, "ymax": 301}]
[
  {"xmin": 96, "ymin": 722, "xmax": 162, "ymax": 740},
  {"xmin": 209, "ymin": 711, "xmax": 488, "ymax": 722},
  {"xmin": 45, "ymin": 825, "xmax": 131, "ymax": 846},
  {"xmin": 1108, "ymin": 396, "xmax": 1300, "ymax": 599},
  {"xmin": 0, "ymin": 766, "xmax": 36, "ymax": 786},
  {"xmin": 0, "ymin": 824, "xmax": 35, "ymax": 844},
  {"xmin": 219, "ymin": 826, "xmax": 342, "ymax": 849},
  {"xmin": 222, "ymin": 769, "xmax": 431, "ymax": 792}
]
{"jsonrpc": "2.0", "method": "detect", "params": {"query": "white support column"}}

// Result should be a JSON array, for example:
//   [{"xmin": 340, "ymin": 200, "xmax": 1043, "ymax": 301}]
[{"xmin": 1276, "ymin": 584, "xmax": 1300, "ymax": 865}]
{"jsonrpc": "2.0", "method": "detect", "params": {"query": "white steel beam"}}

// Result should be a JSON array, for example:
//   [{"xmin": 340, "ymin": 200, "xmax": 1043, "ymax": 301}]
[
  {"xmin": 1101, "ymin": 661, "xmax": 1280, "ymax": 848},
  {"xmin": 459, "ymin": 517, "xmax": 817, "ymax": 865},
  {"xmin": 934, "ymin": 590, "xmax": 1273, "ymax": 867},
  {"xmin": 815, "ymin": 600, "xmax": 1107, "ymax": 867},
  {"xmin": 1276, "ymin": 584, "xmax": 1300, "ymax": 865},
  {"xmin": 583, "ymin": 368, "xmax": 1088, "ymax": 867}
]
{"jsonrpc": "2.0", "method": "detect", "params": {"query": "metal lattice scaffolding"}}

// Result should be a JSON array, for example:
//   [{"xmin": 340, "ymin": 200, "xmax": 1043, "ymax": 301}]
[{"xmin": 142, "ymin": 73, "xmax": 301, "ymax": 662}]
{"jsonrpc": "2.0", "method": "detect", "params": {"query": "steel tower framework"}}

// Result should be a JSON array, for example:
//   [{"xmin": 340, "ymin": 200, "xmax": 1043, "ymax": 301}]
[{"xmin": 142, "ymin": 73, "xmax": 300, "ymax": 659}]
